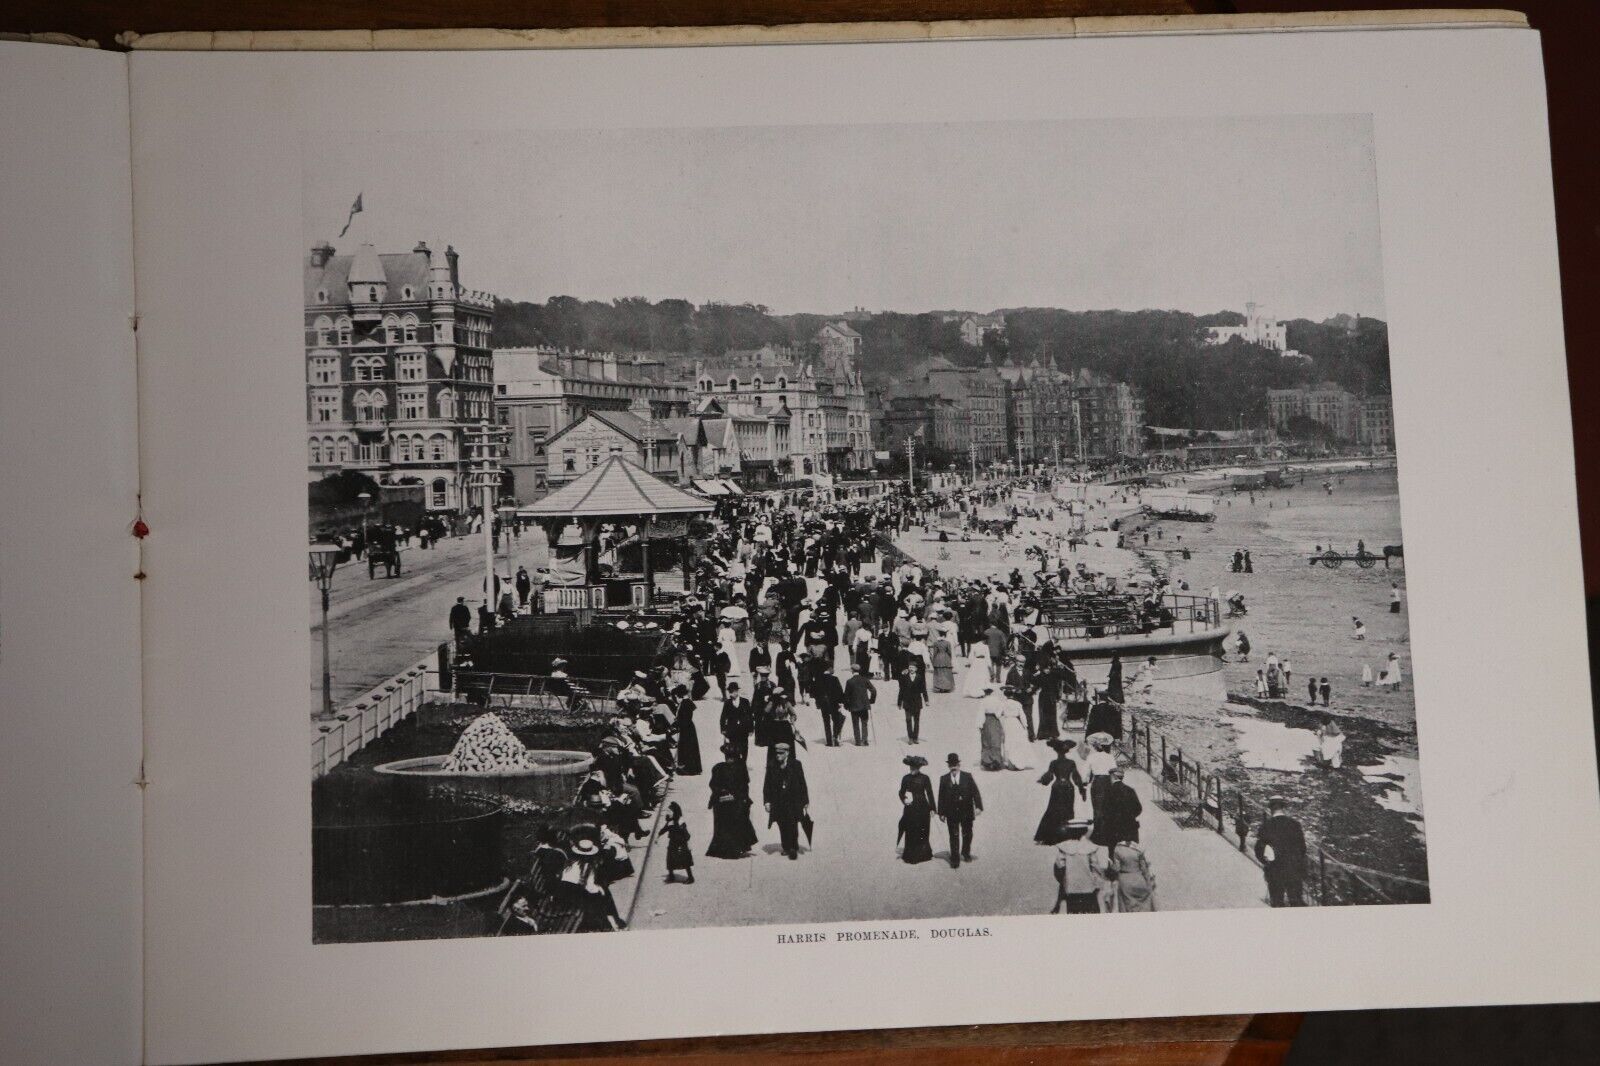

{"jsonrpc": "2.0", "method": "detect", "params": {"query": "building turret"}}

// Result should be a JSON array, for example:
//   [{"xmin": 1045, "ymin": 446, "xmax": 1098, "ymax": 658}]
[{"xmin": 347, "ymin": 243, "xmax": 387, "ymax": 308}]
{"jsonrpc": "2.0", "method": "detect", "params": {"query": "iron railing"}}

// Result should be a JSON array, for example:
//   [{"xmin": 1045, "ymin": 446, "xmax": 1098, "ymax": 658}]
[{"xmin": 1122, "ymin": 707, "xmax": 1429, "ymax": 906}]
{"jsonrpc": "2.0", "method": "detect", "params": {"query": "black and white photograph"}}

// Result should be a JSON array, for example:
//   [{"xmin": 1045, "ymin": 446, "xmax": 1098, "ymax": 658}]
[{"xmin": 305, "ymin": 115, "xmax": 1426, "ymax": 943}]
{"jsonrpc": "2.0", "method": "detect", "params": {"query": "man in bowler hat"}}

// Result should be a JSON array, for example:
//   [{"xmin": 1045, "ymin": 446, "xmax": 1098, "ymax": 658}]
[{"xmin": 936, "ymin": 752, "xmax": 983, "ymax": 868}]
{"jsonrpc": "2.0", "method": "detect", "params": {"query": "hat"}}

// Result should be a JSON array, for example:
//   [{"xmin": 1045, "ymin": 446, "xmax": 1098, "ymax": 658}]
[
  {"xmin": 634, "ymin": 671, "xmax": 648, "ymax": 680},
  {"xmin": 946, "ymin": 752, "xmax": 961, "ymax": 766},
  {"xmin": 569, "ymin": 838, "xmax": 600, "ymax": 857},
  {"xmin": 1047, "ymin": 738, "xmax": 1077, "ymax": 753},
  {"xmin": 551, "ymin": 658, "xmax": 568, "ymax": 667},
  {"xmin": 902, "ymin": 754, "xmax": 928, "ymax": 768},
  {"xmin": 773, "ymin": 741, "xmax": 791, "ymax": 751},
  {"xmin": 720, "ymin": 741, "xmax": 741, "ymax": 757}
]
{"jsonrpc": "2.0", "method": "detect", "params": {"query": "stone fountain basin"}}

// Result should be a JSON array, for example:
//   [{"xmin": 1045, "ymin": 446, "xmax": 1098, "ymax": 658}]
[{"xmin": 375, "ymin": 751, "xmax": 594, "ymax": 807}]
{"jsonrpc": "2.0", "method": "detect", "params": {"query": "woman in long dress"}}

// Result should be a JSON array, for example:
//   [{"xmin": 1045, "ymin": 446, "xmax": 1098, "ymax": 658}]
[
  {"xmin": 1106, "ymin": 841, "xmax": 1156, "ymax": 912},
  {"xmin": 998, "ymin": 690, "xmax": 1035, "ymax": 770},
  {"xmin": 1377, "ymin": 652, "xmax": 1403, "ymax": 689},
  {"xmin": 929, "ymin": 635, "xmax": 956, "ymax": 693},
  {"xmin": 1034, "ymin": 738, "xmax": 1087, "ymax": 844},
  {"xmin": 964, "ymin": 644, "xmax": 993, "ymax": 698},
  {"xmin": 977, "ymin": 689, "xmax": 1006, "ymax": 770},
  {"xmin": 705, "ymin": 742, "xmax": 758, "ymax": 859},
  {"xmin": 719, "ymin": 625, "xmax": 746, "ymax": 689},
  {"xmin": 897, "ymin": 755, "xmax": 936, "ymax": 863},
  {"xmin": 673, "ymin": 686, "xmax": 702, "ymax": 776}
]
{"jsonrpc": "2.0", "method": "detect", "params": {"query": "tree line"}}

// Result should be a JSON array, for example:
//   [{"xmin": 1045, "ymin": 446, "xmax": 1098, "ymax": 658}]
[{"xmin": 492, "ymin": 296, "xmax": 1389, "ymax": 431}]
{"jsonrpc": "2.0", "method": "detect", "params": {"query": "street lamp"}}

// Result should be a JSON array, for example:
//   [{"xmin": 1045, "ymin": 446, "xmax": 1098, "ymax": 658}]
[{"xmin": 308, "ymin": 542, "xmax": 342, "ymax": 720}]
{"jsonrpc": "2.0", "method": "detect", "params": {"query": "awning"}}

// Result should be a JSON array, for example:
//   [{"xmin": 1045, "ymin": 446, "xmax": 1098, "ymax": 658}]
[
  {"xmin": 692, "ymin": 478, "xmax": 730, "ymax": 496},
  {"xmin": 717, "ymin": 478, "xmax": 744, "ymax": 496}
]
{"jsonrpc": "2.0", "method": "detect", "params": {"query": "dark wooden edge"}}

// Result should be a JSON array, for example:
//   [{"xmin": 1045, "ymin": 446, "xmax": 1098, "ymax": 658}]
[{"xmin": 256, "ymin": 1014, "xmax": 1302, "ymax": 1065}]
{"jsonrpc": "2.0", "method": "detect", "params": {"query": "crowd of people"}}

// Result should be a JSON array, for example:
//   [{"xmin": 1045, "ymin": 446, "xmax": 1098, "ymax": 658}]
[{"xmin": 495, "ymin": 464, "xmax": 1406, "ymax": 926}]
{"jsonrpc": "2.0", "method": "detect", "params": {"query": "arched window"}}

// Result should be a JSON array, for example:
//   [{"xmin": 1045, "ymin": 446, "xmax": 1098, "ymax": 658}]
[
  {"xmin": 752, "ymin": 376, "xmax": 763, "ymax": 389},
  {"xmin": 777, "ymin": 376, "xmax": 787, "ymax": 389},
  {"xmin": 430, "ymin": 478, "xmax": 448, "ymax": 509},
  {"xmin": 337, "ymin": 438, "xmax": 354, "ymax": 462},
  {"xmin": 728, "ymin": 377, "xmax": 739, "ymax": 392},
  {"xmin": 313, "ymin": 315, "xmax": 332, "ymax": 345},
  {"xmin": 335, "ymin": 317, "xmax": 352, "ymax": 345},
  {"xmin": 309, "ymin": 439, "xmax": 322, "ymax": 464},
  {"xmin": 430, "ymin": 434, "xmax": 448, "ymax": 462},
  {"xmin": 315, "ymin": 290, "xmax": 327, "ymax": 303},
  {"xmin": 383, "ymin": 315, "xmax": 400, "ymax": 344},
  {"xmin": 401, "ymin": 286, "xmax": 412, "ymax": 299},
  {"xmin": 368, "ymin": 286, "xmax": 379, "ymax": 302},
  {"xmin": 436, "ymin": 389, "xmax": 455, "ymax": 418},
  {"xmin": 396, "ymin": 435, "xmax": 412, "ymax": 462},
  {"xmin": 402, "ymin": 314, "xmax": 419, "ymax": 343}
]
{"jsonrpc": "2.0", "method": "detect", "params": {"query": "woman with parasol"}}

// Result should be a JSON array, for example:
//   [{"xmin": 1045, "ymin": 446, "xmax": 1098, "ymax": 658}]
[{"xmin": 897, "ymin": 754, "xmax": 936, "ymax": 864}]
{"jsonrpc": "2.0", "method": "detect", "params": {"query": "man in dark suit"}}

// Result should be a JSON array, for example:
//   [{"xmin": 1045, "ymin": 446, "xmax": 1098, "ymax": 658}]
[
  {"xmin": 1254, "ymin": 796, "xmax": 1308, "ymax": 906},
  {"xmin": 811, "ymin": 660, "xmax": 847, "ymax": 747},
  {"xmin": 936, "ymin": 752, "xmax": 983, "ymax": 868},
  {"xmin": 719, "ymin": 681, "xmax": 753, "ymax": 763},
  {"xmin": 842, "ymin": 662, "xmax": 877, "ymax": 746},
  {"xmin": 763, "ymin": 741, "xmax": 810, "ymax": 859}
]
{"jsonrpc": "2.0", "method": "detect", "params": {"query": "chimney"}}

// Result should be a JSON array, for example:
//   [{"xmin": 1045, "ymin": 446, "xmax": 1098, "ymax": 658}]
[
  {"xmin": 309, "ymin": 242, "xmax": 335, "ymax": 268},
  {"xmin": 445, "ymin": 245, "xmax": 461, "ymax": 289},
  {"xmin": 413, "ymin": 241, "xmax": 430, "ymax": 253}
]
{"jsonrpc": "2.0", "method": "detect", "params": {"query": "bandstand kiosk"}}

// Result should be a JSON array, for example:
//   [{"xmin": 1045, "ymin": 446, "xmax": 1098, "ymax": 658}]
[{"xmin": 518, "ymin": 455, "xmax": 712, "ymax": 612}]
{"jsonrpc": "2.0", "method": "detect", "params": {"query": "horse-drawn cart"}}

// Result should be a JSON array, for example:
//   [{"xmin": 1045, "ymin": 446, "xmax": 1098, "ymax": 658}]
[{"xmin": 1309, "ymin": 546, "xmax": 1400, "ymax": 569}]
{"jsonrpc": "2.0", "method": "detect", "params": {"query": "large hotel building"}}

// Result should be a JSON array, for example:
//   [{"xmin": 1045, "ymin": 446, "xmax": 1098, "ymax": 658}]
[{"xmin": 304, "ymin": 240, "xmax": 495, "ymax": 513}]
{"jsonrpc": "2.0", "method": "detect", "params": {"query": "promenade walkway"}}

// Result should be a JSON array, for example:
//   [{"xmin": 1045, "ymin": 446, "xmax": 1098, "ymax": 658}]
[{"xmin": 629, "ymin": 645, "xmax": 1266, "ymax": 929}]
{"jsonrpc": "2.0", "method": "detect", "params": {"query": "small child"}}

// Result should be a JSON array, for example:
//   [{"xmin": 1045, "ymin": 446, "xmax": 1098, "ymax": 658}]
[
  {"xmin": 1308, "ymin": 676, "xmax": 1319, "ymax": 704},
  {"xmin": 1362, "ymin": 663, "xmax": 1373, "ymax": 687},
  {"xmin": 1255, "ymin": 669, "xmax": 1268, "ymax": 698},
  {"xmin": 664, "ymin": 801, "xmax": 695, "ymax": 885},
  {"xmin": 1319, "ymin": 677, "xmax": 1332, "ymax": 706}
]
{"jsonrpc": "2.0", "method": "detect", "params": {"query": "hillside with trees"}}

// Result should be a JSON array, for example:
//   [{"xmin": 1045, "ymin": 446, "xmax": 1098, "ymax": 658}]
[{"xmin": 492, "ymin": 296, "xmax": 1388, "ymax": 430}]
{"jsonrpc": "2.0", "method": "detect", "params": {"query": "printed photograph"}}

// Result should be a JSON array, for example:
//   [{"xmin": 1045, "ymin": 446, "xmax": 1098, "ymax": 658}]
[{"xmin": 305, "ymin": 116, "xmax": 1426, "ymax": 943}]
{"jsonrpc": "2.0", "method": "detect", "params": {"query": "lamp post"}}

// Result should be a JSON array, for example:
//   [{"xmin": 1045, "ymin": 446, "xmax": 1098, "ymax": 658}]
[
  {"xmin": 308, "ymin": 543, "xmax": 342, "ymax": 720},
  {"xmin": 356, "ymin": 490, "xmax": 373, "ymax": 552}
]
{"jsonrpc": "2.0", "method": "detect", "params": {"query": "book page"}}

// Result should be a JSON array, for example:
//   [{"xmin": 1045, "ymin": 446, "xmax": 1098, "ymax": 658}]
[
  {"xmin": 132, "ymin": 27, "xmax": 1600, "ymax": 1065},
  {"xmin": 0, "ymin": 42, "xmax": 144, "ymax": 1066}
]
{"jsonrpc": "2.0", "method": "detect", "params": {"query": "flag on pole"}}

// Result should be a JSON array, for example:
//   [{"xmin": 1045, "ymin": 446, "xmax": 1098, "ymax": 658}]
[{"xmin": 337, "ymin": 193, "xmax": 364, "ymax": 238}]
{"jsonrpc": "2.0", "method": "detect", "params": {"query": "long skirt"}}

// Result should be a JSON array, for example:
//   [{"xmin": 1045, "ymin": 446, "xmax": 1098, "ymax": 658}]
[
  {"xmin": 979, "ymin": 714, "xmax": 1006, "ymax": 770},
  {"xmin": 1036, "ymin": 694, "xmax": 1060, "ymax": 739},
  {"xmin": 932, "ymin": 666, "xmax": 955, "ymax": 692},
  {"xmin": 899, "ymin": 806, "xmax": 934, "ymax": 863},
  {"xmin": 1033, "ymin": 781, "xmax": 1079, "ymax": 844},
  {"xmin": 706, "ymin": 799, "xmax": 758, "ymax": 858},
  {"xmin": 676, "ymin": 721, "xmax": 703, "ymax": 776}
]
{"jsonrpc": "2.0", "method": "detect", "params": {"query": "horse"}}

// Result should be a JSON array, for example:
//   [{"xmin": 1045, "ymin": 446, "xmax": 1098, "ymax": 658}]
[{"xmin": 1382, "ymin": 544, "xmax": 1404, "ymax": 568}]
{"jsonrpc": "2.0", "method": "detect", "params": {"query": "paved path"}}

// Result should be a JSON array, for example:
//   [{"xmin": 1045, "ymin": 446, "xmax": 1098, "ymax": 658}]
[
  {"xmin": 628, "ymin": 642, "xmax": 1267, "ymax": 927},
  {"xmin": 308, "ymin": 531, "xmax": 546, "ymax": 712}
]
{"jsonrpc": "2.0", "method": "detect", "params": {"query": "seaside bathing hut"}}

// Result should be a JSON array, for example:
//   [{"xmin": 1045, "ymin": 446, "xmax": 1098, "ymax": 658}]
[{"xmin": 518, "ymin": 455, "xmax": 713, "ymax": 611}]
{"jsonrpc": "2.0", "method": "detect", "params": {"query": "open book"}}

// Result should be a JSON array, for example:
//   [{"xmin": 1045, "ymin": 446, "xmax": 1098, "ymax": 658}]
[{"xmin": 4, "ymin": 13, "xmax": 1599, "ymax": 1065}]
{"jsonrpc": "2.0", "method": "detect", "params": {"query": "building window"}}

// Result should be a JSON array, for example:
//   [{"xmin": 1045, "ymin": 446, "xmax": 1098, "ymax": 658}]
[
  {"xmin": 336, "ymin": 318, "xmax": 352, "ymax": 345},
  {"xmin": 316, "ymin": 290, "xmax": 327, "ymax": 303},
  {"xmin": 354, "ymin": 390, "xmax": 386, "ymax": 423},
  {"xmin": 397, "ymin": 436, "xmax": 413, "ymax": 462},
  {"xmin": 309, "ymin": 355, "xmax": 339, "ymax": 385},
  {"xmin": 312, "ymin": 390, "xmax": 339, "ymax": 422},
  {"xmin": 402, "ymin": 286, "xmax": 412, "ymax": 299},
  {"xmin": 396, "ymin": 352, "xmax": 424, "ymax": 382},
  {"xmin": 368, "ymin": 286, "xmax": 379, "ymax": 302},
  {"xmin": 728, "ymin": 377, "xmax": 739, "ymax": 392},
  {"xmin": 563, "ymin": 449, "xmax": 576, "ymax": 473},
  {"xmin": 430, "ymin": 478, "xmax": 448, "ymax": 509},
  {"xmin": 309, "ymin": 439, "xmax": 322, "ymax": 464},
  {"xmin": 337, "ymin": 438, "xmax": 354, "ymax": 463},
  {"xmin": 437, "ymin": 389, "xmax": 456, "ymax": 418},
  {"xmin": 777, "ymin": 376, "xmax": 787, "ymax": 389},
  {"xmin": 430, "ymin": 435, "xmax": 448, "ymax": 462},
  {"xmin": 402, "ymin": 315, "xmax": 419, "ymax": 343},
  {"xmin": 399, "ymin": 386, "xmax": 427, "ymax": 421},
  {"xmin": 313, "ymin": 316, "xmax": 332, "ymax": 345},
  {"xmin": 384, "ymin": 316, "xmax": 400, "ymax": 344}
]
